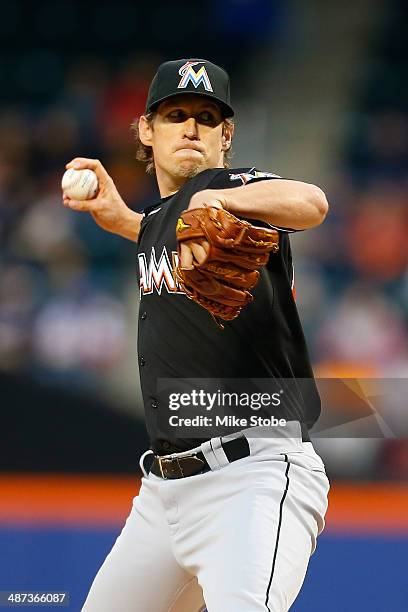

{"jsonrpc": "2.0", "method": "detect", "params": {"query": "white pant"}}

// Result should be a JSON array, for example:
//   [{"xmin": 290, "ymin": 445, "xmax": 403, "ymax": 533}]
[{"xmin": 82, "ymin": 431, "xmax": 329, "ymax": 612}]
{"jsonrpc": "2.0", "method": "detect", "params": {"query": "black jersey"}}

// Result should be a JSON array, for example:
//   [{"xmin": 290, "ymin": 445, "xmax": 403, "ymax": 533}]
[{"xmin": 136, "ymin": 167, "xmax": 320, "ymax": 454}]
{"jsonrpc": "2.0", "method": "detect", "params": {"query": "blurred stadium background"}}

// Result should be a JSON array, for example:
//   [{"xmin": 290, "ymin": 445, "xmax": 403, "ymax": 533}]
[{"xmin": 0, "ymin": 0, "xmax": 407, "ymax": 610}]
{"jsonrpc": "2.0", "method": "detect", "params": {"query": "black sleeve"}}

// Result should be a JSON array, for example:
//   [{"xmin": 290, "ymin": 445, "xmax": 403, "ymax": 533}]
[{"xmin": 207, "ymin": 167, "xmax": 302, "ymax": 233}]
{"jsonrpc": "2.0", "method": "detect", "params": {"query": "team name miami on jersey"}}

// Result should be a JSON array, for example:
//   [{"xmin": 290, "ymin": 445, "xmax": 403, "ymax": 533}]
[{"xmin": 138, "ymin": 246, "xmax": 185, "ymax": 296}]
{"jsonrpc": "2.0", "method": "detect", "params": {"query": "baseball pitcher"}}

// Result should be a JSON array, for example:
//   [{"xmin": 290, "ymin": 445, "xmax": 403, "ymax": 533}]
[{"xmin": 63, "ymin": 59, "xmax": 330, "ymax": 612}]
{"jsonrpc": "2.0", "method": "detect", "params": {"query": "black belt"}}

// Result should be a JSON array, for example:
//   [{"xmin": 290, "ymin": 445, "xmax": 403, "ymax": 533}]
[{"xmin": 150, "ymin": 436, "xmax": 250, "ymax": 480}]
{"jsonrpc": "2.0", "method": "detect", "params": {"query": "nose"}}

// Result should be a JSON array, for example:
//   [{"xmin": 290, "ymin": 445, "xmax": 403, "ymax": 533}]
[{"xmin": 183, "ymin": 117, "xmax": 198, "ymax": 139}]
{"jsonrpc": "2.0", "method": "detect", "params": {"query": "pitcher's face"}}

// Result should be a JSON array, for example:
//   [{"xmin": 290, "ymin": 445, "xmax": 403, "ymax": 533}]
[{"xmin": 139, "ymin": 94, "xmax": 231, "ymax": 183}]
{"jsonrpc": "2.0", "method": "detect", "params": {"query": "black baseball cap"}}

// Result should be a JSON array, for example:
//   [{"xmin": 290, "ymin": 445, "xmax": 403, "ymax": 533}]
[{"xmin": 145, "ymin": 58, "xmax": 234, "ymax": 118}]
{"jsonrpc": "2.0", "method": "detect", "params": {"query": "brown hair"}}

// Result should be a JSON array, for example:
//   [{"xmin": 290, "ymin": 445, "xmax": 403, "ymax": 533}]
[{"xmin": 131, "ymin": 112, "xmax": 234, "ymax": 175}]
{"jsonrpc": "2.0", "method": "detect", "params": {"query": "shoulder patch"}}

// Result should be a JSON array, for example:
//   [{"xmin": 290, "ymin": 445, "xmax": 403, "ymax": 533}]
[{"xmin": 228, "ymin": 170, "xmax": 281, "ymax": 185}]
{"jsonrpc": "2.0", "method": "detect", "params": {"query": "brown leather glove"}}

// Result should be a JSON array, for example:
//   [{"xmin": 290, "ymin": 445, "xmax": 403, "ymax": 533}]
[{"xmin": 175, "ymin": 206, "xmax": 279, "ymax": 324}]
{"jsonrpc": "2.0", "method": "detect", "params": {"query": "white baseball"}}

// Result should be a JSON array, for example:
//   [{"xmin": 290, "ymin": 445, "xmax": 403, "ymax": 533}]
[{"xmin": 61, "ymin": 168, "xmax": 99, "ymax": 200}]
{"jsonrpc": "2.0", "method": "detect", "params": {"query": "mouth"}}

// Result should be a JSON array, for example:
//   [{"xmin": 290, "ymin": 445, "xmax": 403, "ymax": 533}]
[{"xmin": 175, "ymin": 144, "xmax": 204, "ymax": 153}]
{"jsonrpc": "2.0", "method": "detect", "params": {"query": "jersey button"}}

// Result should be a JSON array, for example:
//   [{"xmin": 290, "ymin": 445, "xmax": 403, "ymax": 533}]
[
  {"xmin": 141, "ymin": 312, "xmax": 147, "ymax": 320},
  {"xmin": 151, "ymin": 399, "xmax": 158, "ymax": 409},
  {"xmin": 139, "ymin": 356, "xmax": 146, "ymax": 366}
]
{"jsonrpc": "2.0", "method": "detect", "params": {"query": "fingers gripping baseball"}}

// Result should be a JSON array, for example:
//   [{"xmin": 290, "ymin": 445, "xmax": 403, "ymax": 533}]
[
  {"xmin": 63, "ymin": 158, "xmax": 112, "ymax": 208},
  {"xmin": 66, "ymin": 158, "xmax": 112, "ymax": 189},
  {"xmin": 62, "ymin": 158, "xmax": 130, "ymax": 236}
]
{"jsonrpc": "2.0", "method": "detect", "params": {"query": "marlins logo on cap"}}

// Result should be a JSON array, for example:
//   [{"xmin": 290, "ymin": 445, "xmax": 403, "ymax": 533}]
[
  {"xmin": 145, "ymin": 58, "xmax": 234, "ymax": 117},
  {"xmin": 177, "ymin": 61, "xmax": 213, "ymax": 92}
]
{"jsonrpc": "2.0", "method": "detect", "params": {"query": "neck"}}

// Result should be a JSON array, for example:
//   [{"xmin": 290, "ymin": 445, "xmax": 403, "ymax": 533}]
[
  {"xmin": 156, "ymin": 168, "xmax": 188, "ymax": 198},
  {"xmin": 155, "ymin": 156, "xmax": 225, "ymax": 197}
]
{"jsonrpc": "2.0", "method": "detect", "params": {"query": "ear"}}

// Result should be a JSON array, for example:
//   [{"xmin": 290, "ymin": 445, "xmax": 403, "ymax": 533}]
[
  {"xmin": 139, "ymin": 115, "xmax": 154, "ymax": 147},
  {"xmin": 222, "ymin": 121, "xmax": 234, "ymax": 151}
]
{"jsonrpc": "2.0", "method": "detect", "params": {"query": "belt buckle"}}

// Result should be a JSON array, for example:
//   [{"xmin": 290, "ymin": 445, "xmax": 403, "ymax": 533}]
[
  {"xmin": 158, "ymin": 457, "xmax": 169, "ymax": 479},
  {"xmin": 188, "ymin": 455, "xmax": 206, "ymax": 472},
  {"xmin": 158, "ymin": 457, "xmax": 184, "ymax": 479}
]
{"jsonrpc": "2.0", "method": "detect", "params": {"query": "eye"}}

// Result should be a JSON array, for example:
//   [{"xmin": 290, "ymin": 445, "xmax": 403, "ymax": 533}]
[
  {"xmin": 167, "ymin": 109, "xmax": 186, "ymax": 122},
  {"xmin": 197, "ymin": 110, "xmax": 217, "ymax": 124}
]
